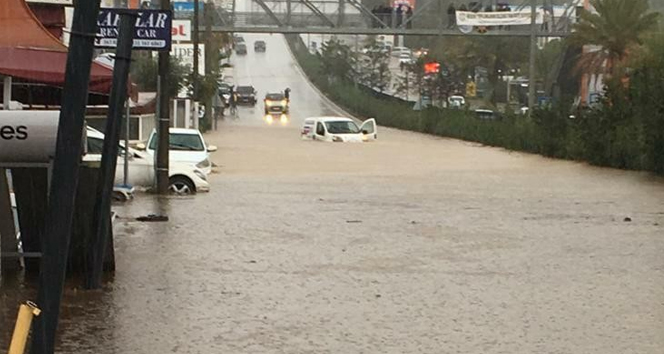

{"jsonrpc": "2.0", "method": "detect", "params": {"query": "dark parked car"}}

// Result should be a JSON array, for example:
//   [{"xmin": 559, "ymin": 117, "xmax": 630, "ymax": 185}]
[
  {"xmin": 236, "ymin": 85, "xmax": 257, "ymax": 105},
  {"xmin": 254, "ymin": 40, "xmax": 266, "ymax": 52},
  {"xmin": 235, "ymin": 43, "xmax": 247, "ymax": 55},
  {"xmin": 218, "ymin": 83, "xmax": 233, "ymax": 106},
  {"xmin": 474, "ymin": 109, "xmax": 502, "ymax": 120}
]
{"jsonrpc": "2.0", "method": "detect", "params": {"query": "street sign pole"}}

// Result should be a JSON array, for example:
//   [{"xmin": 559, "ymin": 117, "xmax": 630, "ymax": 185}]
[
  {"xmin": 87, "ymin": 12, "xmax": 137, "ymax": 290},
  {"xmin": 157, "ymin": 0, "xmax": 172, "ymax": 194},
  {"xmin": 528, "ymin": 0, "xmax": 537, "ymax": 112}
]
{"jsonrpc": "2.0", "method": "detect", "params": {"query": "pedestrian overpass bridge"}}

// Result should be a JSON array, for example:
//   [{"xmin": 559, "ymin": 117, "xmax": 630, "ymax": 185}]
[{"xmin": 177, "ymin": 0, "xmax": 575, "ymax": 37}]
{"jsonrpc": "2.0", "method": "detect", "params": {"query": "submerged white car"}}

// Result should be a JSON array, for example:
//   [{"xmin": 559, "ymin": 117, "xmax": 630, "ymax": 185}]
[
  {"xmin": 85, "ymin": 127, "xmax": 209, "ymax": 194},
  {"xmin": 301, "ymin": 117, "xmax": 377, "ymax": 142},
  {"xmin": 139, "ymin": 128, "xmax": 217, "ymax": 175}
]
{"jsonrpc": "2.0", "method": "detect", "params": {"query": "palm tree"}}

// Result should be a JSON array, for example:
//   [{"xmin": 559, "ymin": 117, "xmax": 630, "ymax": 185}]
[{"xmin": 568, "ymin": 0, "xmax": 660, "ymax": 78}]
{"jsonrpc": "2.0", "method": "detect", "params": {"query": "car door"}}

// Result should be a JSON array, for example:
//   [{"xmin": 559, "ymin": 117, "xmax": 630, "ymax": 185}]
[
  {"xmin": 359, "ymin": 118, "xmax": 377, "ymax": 141},
  {"xmin": 124, "ymin": 150, "xmax": 154, "ymax": 186},
  {"xmin": 313, "ymin": 121, "xmax": 327, "ymax": 141}
]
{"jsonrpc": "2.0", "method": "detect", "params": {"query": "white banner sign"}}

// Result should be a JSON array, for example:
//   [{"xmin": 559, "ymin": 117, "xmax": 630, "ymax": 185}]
[
  {"xmin": 0, "ymin": 111, "xmax": 61, "ymax": 164},
  {"xmin": 456, "ymin": 10, "xmax": 543, "ymax": 26},
  {"xmin": 172, "ymin": 20, "xmax": 191, "ymax": 41},
  {"xmin": 171, "ymin": 44, "xmax": 205, "ymax": 76}
]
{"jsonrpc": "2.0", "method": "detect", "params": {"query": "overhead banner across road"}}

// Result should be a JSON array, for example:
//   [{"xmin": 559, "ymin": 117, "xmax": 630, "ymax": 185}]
[{"xmin": 456, "ymin": 10, "xmax": 543, "ymax": 27}]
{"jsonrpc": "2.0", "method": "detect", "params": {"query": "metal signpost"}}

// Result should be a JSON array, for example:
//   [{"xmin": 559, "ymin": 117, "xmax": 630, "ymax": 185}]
[{"xmin": 86, "ymin": 8, "xmax": 173, "ymax": 289}]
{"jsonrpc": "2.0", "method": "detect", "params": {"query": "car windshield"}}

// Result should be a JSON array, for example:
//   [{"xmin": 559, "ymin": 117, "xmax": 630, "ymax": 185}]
[
  {"xmin": 266, "ymin": 93, "xmax": 284, "ymax": 100},
  {"xmin": 149, "ymin": 133, "xmax": 205, "ymax": 151},
  {"xmin": 237, "ymin": 86, "xmax": 254, "ymax": 94},
  {"xmin": 325, "ymin": 121, "xmax": 360, "ymax": 134}
]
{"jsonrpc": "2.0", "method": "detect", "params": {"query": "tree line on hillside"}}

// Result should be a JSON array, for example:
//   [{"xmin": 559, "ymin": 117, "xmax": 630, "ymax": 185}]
[{"xmin": 288, "ymin": 0, "xmax": 664, "ymax": 174}]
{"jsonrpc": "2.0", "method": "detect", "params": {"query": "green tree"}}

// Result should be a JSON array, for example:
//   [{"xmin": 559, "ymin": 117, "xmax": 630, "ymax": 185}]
[
  {"xmin": 428, "ymin": 36, "xmax": 529, "ymax": 104},
  {"xmin": 130, "ymin": 54, "xmax": 189, "ymax": 99},
  {"xmin": 359, "ymin": 42, "xmax": 392, "ymax": 92},
  {"xmin": 318, "ymin": 39, "xmax": 356, "ymax": 83},
  {"xmin": 568, "ymin": 0, "xmax": 660, "ymax": 77}
]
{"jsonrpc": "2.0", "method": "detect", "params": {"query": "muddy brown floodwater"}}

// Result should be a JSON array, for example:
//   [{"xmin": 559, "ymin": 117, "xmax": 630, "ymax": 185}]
[{"xmin": 2, "ymin": 34, "xmax": 664, "ymax": 353}]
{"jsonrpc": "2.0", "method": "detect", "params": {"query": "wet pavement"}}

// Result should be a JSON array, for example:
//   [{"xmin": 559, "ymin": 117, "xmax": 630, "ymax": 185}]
[{"xmin": 2, "ymin": 34, "xmax": 664, "ymax": 353}]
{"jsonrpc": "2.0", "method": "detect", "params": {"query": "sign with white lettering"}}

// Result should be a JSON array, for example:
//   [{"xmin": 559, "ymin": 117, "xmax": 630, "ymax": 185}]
[
  {"xmin": 171, "ymin": 44, "xmax": 205, "ymax": 76},
  {"xmin": 95, "ymin": 9, "xmax": 173, "ymax": 51},
  {"xmin": 172, "ymin": 20, "xmax": 191, "ymax": 41},
  {"xmin": 0, "ymin": 111, "xmax": 61, "ymax": 165},
  {"xmin": 456, "ymin": 10, "xmax": 543, "ymax": 27}
]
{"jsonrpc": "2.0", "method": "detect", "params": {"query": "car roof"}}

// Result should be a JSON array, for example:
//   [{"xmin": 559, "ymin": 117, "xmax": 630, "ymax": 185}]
[
  {"xmin": 307, "ymin": 116, "xmax": 354, "ymax": 122},
  {"xmin": 169, "ymin": 128, "xmax": 202, "ymax": 134}
]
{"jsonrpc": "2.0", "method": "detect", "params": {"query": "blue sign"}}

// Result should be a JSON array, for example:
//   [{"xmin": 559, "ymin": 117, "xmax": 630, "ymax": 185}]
[
  {"xmin": 172, "ymin": 2, "xmax": 204, "ymax": 12},
  {"xmin": 95, "ymin": 9, "xmax": 173, "ymax": 51}
]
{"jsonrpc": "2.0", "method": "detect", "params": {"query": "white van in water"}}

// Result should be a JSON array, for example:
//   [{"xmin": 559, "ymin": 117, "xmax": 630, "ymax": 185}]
[{"xmin": 300, "ymin": 117, "xmax": 377, "ymax": 142}]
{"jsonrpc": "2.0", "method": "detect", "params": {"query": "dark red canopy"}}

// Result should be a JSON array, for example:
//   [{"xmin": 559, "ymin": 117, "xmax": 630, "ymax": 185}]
[{"xmin": 0, "ymin": 0, "xmax": 113, "ymax": 95}]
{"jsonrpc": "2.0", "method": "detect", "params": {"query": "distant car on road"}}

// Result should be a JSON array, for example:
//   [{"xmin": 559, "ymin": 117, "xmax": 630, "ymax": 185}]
[
  {"xmin": 235, "ymin": 85, "xmax": 257, "ymax": 105},
  {"xmin": 391, "ymin": 46, "xmax": 411, "ymax": 57},
  {"xmin": 235, "ymin": 43, "xmax": 247, "ymax": 55},
  {"xmin": 448, "ymin": 95, "xmax": 466, "ymax": 109},
  {"xmin": 264, "ymin": 92, "xmax": 289, "ymax": 114},
  {"xmin": 474, "ymin": 109, "xmax": 502, "ymax": 120},
  {"xmin": 233, "ymin": 35, "xmax": 244, "ymax": 45},
  {"xmin": 218, "ymin": 82, "xmax": 233, "ymax": 105},
  {"xmin": 254, "ymin": 40, "xmax": 266, "ymax": 52},
  {"xmin": 301, "ymin": 117, "xmax": 377, "ymax": 142},
  {"xmin": 398, "ymin": 52, "xmax": 414, "ymax": 65},
  {"xmin": 413, "ymin": 47, "xmax": 429, "ymax": 58},
  {"xmin": 139, "ymin": 128, "xmax": 217, "ymax": 176}
]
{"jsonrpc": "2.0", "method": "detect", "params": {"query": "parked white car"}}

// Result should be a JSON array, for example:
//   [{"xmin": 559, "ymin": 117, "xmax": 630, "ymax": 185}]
[
  {"xmin": 139, "ymin": 128, "xmax": 217, "ymax": 175},
  {"xmin": 448, "ymin": 95, "xmax": 466, "ymax": 109},
  {"xmin": 85, "ymin": 127, "xmax": 210, "ymax": 194},
  {"xmin": 301, "ymin": 117, "xmax": 377, "ymax": 142},
  {"xmin": 398, "ymin": 52, "xmax": 415, "ymax": 65},
  {"xmin": 391, "ymin": 46, "xmax": 411, "ymax": 57}
]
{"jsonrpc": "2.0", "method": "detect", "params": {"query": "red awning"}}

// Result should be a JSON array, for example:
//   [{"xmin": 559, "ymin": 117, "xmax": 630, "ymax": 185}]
[
  {"xmin": 0, "ymin": 0, "xmax": 114, "ymax": 95},
  {"xmin": 0, "ymin": 47, "xmax": 113, "ymax": 95}
]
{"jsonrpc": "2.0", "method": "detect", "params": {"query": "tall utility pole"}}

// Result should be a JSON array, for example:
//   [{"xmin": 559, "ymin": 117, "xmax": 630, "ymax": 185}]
[
  {"xmin": 87, "ymin": 12, "xmax": 136, "ymax": 290},
  {"xmin": 528, "ymin": 0, "xmax": 537, "ymax": 111},
  {"xmin": 193, "ymin": 0, "xmax": 200, "ymax": 101},
  {"xmin": 30, "ymin": 0, "xmax": 103, "ymax": 352},
  {"xmin": 156, "ymin": 0, "xmax": 171, "ymax": 194},
  {"xmin": 204, "ymin": 1, "xmax": 213, "ymax": 127}
]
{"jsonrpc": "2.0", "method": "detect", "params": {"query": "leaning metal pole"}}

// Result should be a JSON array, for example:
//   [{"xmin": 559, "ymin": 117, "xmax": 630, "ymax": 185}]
[
  {"xmin": 87, "ymin": 12, "xmax": 136, "ymax": 290},
  {"xmin": 157, "ymin": 0, "xmax": 171, "ymax": 194},
  {"xmin": 528, "ymin": 0, "xmax": 537, "ymax": 111},
  {"xmin": 30, "ymin": 0, "xmax": 102, "ymax": 352},
  {"xmin": 193, "ymin": 0, "xmax": 200, "ymax": 101}
]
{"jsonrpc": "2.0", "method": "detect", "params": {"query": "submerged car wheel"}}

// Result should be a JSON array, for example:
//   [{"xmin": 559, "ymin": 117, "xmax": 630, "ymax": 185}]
[{"xmin": 169, "ymin": 176, "xmax": 196, "ymax": 195}]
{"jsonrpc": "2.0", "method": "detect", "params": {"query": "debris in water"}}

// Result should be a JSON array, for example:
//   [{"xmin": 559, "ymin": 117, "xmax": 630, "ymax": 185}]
[
  {"xmin": 623, "ymin": 217, "xmax": 632, "ymax": 222},
  {"xmin": 136, "ymin": 214, "xmax": 169, "ymax": 222},
  {"xmin": 346, "ymin": 220, "xmax": 362, "ymax": 223}
]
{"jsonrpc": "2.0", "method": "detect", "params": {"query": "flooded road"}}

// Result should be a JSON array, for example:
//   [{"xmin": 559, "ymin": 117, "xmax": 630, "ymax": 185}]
[{"xmin": 3, "ymin": 34, "xmax": 664, "ymax": 353}]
